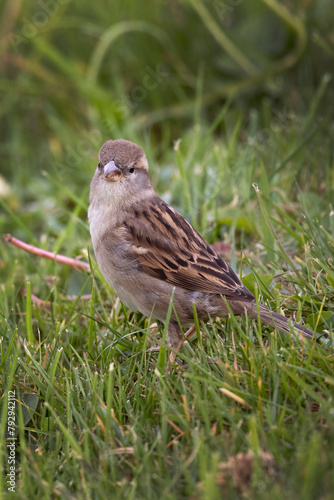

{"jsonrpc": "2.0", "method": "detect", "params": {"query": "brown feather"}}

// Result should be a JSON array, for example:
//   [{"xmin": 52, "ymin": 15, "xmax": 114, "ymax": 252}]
[{"xmin": 123, "ymin": 196, "xmax": 254, "ymax": 301}]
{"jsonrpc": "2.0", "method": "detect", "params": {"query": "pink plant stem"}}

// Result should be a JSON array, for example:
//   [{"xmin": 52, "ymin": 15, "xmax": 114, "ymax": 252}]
[
  {"xmin": 3, "ymin": 234, "xmax": 90, "ymax": 272},
  {"xmin": 21, "ymin": 288, "xmax": 52, "ymax": 309}
]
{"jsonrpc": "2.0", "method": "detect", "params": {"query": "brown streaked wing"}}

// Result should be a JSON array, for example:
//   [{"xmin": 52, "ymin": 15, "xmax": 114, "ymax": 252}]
[{"xmin": 123, "ymin": 198, "xmax": 254, "ymax": 301}]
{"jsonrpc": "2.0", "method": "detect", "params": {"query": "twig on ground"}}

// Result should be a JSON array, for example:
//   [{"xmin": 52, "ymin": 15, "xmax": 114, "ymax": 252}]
[
  {"xmin": 21, "ymin": 288, "xmax": 52, "ymax": 310},
  {"xmin": 3, "ymin": 234, "xmax": 90, "ymax": 272}
]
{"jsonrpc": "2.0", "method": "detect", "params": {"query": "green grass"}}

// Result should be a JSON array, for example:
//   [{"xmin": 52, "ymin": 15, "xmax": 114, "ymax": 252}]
[
  {"xmin": 1, "ymin": 1, "xmax": 334, "ymax": 498},
  {"xmin": 1, "ymin": 111, "xmax": 334, "ymax": 498}
]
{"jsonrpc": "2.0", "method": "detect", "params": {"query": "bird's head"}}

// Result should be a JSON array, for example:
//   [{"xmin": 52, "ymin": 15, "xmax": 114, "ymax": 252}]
[{"xmin": 89, "ymin": 139, "xmax": 152, "ymax": 208}]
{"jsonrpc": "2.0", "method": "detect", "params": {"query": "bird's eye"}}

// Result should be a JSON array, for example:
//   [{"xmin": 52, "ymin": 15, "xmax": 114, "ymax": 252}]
[
  {"xmin": 129, "ymin": 165, "xmax": 135, "ymax": 174},
  {"xmin": 97, "ymin": 161, "xmax": 102, "ymax": 169}
]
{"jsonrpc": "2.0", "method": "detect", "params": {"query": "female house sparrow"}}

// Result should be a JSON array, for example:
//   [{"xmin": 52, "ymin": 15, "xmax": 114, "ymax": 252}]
[{"xmin": 88, "ymin": 139, "xmax": 314, "ymax": 354}]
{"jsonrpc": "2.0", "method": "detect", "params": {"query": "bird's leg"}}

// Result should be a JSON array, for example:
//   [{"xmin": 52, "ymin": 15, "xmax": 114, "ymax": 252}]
[
  {"xmin": 146, "ymin": 324, "xmax": 197, "ymax": 362},
  {"xmin": 146, "ymin": 346, "xmax": 161, "ymax": 352},
  {"xmin": 167, "ymin": 321, "xmax": 185, "ymax": 364},
  {"xmin": 184, "ymin": 325, "xmax": 197, "ymax": 340},
  {"xmin": 169, "ymin": 325, "xmax": 197, "ymax": 366}
]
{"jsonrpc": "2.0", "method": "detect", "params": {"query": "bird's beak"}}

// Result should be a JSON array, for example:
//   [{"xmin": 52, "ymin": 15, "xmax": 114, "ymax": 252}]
[{"xmin": 103, "ymin": 161, "xmax": 122, "ymax": 181}]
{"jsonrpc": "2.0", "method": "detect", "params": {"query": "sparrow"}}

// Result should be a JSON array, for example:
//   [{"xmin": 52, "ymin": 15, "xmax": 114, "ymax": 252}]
[{"xmin": 88, "ymin": 139, "xmax": 314, "ymax": 356}]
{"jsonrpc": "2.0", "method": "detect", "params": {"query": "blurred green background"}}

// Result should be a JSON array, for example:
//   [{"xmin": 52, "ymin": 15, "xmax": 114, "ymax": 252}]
[{"xmin": 0, "ymin": 0, "xmax": 333, "ymax": 264}]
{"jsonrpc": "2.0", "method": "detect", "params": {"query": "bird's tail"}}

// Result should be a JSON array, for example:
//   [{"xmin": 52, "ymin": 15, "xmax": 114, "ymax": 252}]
[{"xmin": 249, "ymin": 304, "xmax": 314, "ymax": 340}]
